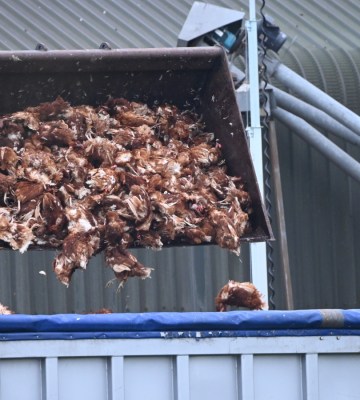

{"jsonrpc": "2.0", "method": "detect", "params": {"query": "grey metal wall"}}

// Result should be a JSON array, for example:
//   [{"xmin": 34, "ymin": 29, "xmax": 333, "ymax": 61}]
[
  {"xmin": 0, "ymin": 0, "xmax": 359, "ymax": 312},
  {"xmin": 0, "ymin": 247, "xmax": 249, "ymax": 314}
]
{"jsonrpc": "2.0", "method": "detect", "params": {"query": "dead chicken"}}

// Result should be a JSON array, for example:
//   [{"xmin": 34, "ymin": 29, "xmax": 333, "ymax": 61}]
[
  {"xmin": 39, "ymin": 120, "xmax": 76, "ymax": 147},
  {"xmin": 104, "ymin": 210, "xmax": 129, "ymax": 244},
  {"xmin": 105, "ymin": 245, "xmax": 152, "ymax": 287},
  {"xmin": 0, "ymin": 302, "xmax": 14, "ymax": 315},
  {"xmin": 86, "ymin": 168, "xmax": 120, "ymax": 193},
  {"xmin": 0, "ymin": 173, "xmax": 16, "ymax": 202},
  {"xmin": 215, "ymin": 280, "xmax": 265, "ymax": 311},
  {"xmin": 117, "ymin": 101, "xmax": 156, "ymax": 127},
  {"xmin": 84, "ymin": 137, "xmax": 121, "ymax": 167},
  {"xmin": 19, "ymin": 145, "xmax": 62, "ymax": 185},
  {"xmin": 53, "ymin": 204, "xmax": 100, "ymax": 285},
  {"xmin": 41, "ymin": 192, "xmax": 67, "ymax": 237},
  {"xmin": 0, "ymin": 208, "xmax": 34, "ymax": 253},
  {"xmin": 15, "ymin": 181, "xmax": 44, "ymax": 204},
  {"xmin": 53, "ymin": 230, "xmax": 100, "ymax": 286},
  {"xmin": 0, "ymin": 114, "xmax": 27, "ymax": 150},
  {"xmin": 27, "ymin": 96, "xmax": 71, "ymax": 122},
  {"xmin": 209, "ymin": 209, "xmax": 241, "ymax": 256},
  {"xmin": 87, "ymin": 308, "xmax": 113, "ymax": 314},
  {"xmin": 0, "ymin": 146, "xmax": 19, "ymax": 173}
]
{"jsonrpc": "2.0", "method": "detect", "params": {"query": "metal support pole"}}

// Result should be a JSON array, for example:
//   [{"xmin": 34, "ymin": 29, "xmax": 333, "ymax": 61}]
[
  {"xmin": 268, "ymin": 120, "xmax": 293, "ymax": 309},
  {"xmin": 246, "ymin": 0, "xmax": 269, "ymax": 306}
]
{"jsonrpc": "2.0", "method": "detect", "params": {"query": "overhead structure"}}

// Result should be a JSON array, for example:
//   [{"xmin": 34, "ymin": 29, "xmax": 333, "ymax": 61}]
[
  {"xmin": 177, "ymin": 1, "xmax": 245, "ymax": 51},
  {"xmin": 178, "ymin": 1, "xmax": 275, "ymax": 305},
  {"xmin": 179, "ymin": 0, "xmax": 360, "ymax": 308}
]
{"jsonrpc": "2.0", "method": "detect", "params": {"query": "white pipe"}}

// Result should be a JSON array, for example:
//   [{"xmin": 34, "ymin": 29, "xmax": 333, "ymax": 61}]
[
  {"xmin": 273, "ymin": 107, "xmax": 360, "ymax": 183},
  {"xmin": 271, "ymin": 85, "xmax": 360, "ymax": 146},
  {"xmin": 265, "ymin": 58, "xmax": 360, "ymax": 137},
  {"xmin": 247, "ymin": 0, "xmax": 261, "ymax": 137},
  {"xmin": 246, "ymin": 0, "xmax": 269, "ymax": 307}
]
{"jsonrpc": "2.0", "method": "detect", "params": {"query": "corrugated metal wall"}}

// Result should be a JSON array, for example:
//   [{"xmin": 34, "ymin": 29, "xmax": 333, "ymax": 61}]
[
  {"xmin": 0, "ymin": 247, "xmax": 249, "ymax": 314},
  {"xmin": 0, "ymin": 0, "xmax": 359, "ymax": 312},
  {"xmin": 274, "ymin": 47, "xmax": 360, "ymax": 309}
]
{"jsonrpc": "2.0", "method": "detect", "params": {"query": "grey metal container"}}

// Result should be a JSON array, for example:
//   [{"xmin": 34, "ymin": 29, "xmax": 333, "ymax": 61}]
[{"xmin": 0, "ymin": 46, "xmax": 271, "ymax": 244}]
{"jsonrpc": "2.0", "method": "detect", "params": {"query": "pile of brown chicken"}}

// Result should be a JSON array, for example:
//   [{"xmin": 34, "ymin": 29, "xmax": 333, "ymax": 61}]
[{"xmin": 0, "ymin": 97, "xmax": 252, "ymax": 287}]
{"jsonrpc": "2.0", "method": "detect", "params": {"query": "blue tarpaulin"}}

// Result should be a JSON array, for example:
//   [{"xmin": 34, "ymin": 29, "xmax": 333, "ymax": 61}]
[{"xmin": 0, "ymin": 310, "xmax": 359, "ymax": 341}]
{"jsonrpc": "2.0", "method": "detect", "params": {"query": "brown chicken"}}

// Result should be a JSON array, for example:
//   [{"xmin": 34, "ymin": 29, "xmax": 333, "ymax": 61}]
[
  {"xmin": 105, "ymin": 245, "xmax": 152, "ymax": 286},
  {"xmin": 0, "ymin": 302, "xmax": 14, "ymax": 315},
  {"xmin": 215, "ymin": 280, "xmax": 265, "ymax": 311}
]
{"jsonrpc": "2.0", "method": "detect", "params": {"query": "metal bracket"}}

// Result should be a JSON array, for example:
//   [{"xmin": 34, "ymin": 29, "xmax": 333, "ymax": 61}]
[{"xmin": 35, "ymin": 43, "xmax": 48, "ymax": 51}]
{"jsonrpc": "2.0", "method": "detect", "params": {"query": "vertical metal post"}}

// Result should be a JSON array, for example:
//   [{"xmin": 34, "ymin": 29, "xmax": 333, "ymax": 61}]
[
  {"xmin": 42, "ymin": 357, "xmax": 59, "ymax": 400},
  {"xmin": 268, "ymin": 120, "xmax": 293, "ymax": 309},
  {"xmin": 245, "ymin": 0, "xmax": 269, "ymax": 306}
]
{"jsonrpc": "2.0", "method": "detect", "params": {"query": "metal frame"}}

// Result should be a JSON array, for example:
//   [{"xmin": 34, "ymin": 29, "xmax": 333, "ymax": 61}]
[{"xmin": 0, "ymin": 335, "xmax": 358, "ymax": 358}]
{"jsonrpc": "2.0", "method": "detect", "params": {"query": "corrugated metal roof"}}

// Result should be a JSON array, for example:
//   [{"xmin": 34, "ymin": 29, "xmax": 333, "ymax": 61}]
[
  {"xmin": 1, "ymin": 0, "xmax": 360, "ymax": 51},
  {"xmin": 0, "ymin": 0, "xmax": 359, "ymax": 312}
]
